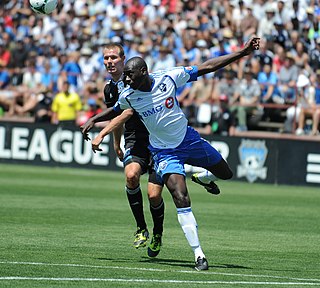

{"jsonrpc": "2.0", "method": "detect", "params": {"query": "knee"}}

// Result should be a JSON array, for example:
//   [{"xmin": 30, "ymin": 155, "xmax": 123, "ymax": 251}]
[
  {"xmin": 172, "ymin": 189, "xmax": 190, "ymax": 208},
  {"xmin": 126, "ymin": 171, "xmax": 140, "ymax": 188},
  {"xmin": 148, "ymin": 193, "xmax": 162, "ymax": 207}
]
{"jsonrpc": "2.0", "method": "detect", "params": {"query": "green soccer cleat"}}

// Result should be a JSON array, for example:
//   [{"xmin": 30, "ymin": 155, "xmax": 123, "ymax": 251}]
[
  {"xmin": 191, "ymin": 173, "xmax": 220, "ymax": 195},
  {"xmin": 133, "ymin": 229, "xmax": 149, "ymax": 249},
  {"xmin": 147, "ymin": 234, "xmax": 162, "ymax": 257}
]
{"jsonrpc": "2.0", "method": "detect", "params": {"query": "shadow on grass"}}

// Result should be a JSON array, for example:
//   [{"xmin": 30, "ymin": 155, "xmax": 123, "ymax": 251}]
[{"xmin": 97, "ymin": 257, "xmax": 252, "ymax": 270}]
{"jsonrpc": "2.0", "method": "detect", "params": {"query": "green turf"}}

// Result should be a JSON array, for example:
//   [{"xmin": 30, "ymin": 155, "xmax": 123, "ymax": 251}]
[{"xmin": 0, "ymin": 163, "xmax": 319, "ymax": 287}]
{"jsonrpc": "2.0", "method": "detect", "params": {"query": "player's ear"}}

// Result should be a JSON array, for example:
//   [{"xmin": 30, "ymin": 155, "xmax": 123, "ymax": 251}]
[{"xmin": 141, "ymin": 67, "xmax": 147, "ymax": 75}]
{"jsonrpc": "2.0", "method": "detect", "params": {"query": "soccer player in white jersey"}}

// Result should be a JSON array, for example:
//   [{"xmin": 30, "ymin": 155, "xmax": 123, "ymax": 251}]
[{"xmin": 91, "ymin": 36, "xmax": 260, "ymax": 271}]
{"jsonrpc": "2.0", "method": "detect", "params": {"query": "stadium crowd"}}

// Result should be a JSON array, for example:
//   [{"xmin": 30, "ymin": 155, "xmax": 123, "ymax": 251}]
[{"xmin": 0, "ymin": 0, "xmax": 320, "ymax": 136}]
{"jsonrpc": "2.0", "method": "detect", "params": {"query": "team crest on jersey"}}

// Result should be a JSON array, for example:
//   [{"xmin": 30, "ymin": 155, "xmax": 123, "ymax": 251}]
[
  {"xmin": 159, "ymin": 83, "xmax": 167, "ymax": 92},
  {"xmin": 159, "ymin": 160, "xmax": 168, "ymax": 171},
  {"xmin": 118, "ymin": 81, "xmax": 124, "ymax": 93},
  {"xmin": 237, "ymin": 139, "xmax": 268, "ymax": 183},
  {"xmin": 185, "ymin": 66, "xmax": 193, "ymax": 71}
]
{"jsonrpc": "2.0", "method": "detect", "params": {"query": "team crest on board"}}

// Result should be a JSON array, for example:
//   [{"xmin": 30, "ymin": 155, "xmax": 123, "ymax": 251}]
[{"xmin": 237, "ymin": 139, "xmax": 268, "ymax": 183}]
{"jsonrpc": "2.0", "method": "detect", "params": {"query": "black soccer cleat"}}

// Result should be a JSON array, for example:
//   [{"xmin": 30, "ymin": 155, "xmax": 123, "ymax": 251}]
[
  {"xmin": 191, "ymin": 173, "xmax": 220, "ymax": 195},
  {"xmin": 195, "ymin": 257, "xmax": 209, "ymax": 271},
  {"xmin": 147, "ymin": 234, "xmax": 162, "ymax": 257}
]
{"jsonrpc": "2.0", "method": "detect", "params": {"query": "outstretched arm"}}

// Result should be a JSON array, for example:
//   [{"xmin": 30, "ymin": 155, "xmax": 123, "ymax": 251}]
[
  {"xmin": 80, "ymin": 107, "xmax": 120, "ymax": 141},
  {"xmin": 197, "ymin": 36, "xmax": 260, "ymax": 76},
  {"xmin": 91, "ymin": 109, "xmax": 134, "ymax": 153}
]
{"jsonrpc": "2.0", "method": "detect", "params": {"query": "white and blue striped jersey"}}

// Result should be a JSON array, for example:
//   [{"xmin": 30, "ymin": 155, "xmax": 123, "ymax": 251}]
[{"xmin": 114, "ymin": 66, "xmax": 198, "ymax": 149}]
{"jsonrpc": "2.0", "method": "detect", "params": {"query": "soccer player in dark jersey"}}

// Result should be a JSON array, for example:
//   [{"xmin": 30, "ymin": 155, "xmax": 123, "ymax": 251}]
[{"xmin": 80, "ymin": 43, "xmax": 164, "ymax": 257}]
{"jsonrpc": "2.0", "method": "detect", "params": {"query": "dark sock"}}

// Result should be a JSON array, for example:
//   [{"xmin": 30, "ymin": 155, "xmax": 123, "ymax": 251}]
[
  {"xmin": 150, "ymin": 199, "xmax": 164, "ymax": 235},
  {"xmin": 126, "ymin": 186, "xmax": 147, "ymax": 231}
]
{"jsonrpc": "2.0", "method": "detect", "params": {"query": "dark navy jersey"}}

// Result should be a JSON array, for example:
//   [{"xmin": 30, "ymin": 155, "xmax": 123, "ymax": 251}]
[{"xmin": 103, "ymin": 79, "xmax": 149, "ymax": 143}]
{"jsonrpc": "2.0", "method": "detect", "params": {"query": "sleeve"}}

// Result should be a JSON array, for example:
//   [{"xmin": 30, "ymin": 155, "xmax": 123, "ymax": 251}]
[
  {"xmin": 113, "ymin": 100, "xmax": 127, "ymax": 113},
  {"xmin": 103, "ymin": 81, "xmax": 118, "ymax": 108},
  {"xmin": 167, "ymin": 66, "xmax": 198, "ymax": 88},
  {"xmin": 113, "ymin": 89, "xmax": 130, "ymax": 112}
]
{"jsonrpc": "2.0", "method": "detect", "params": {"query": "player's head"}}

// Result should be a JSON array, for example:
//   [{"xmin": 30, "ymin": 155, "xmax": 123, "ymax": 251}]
[
  {"xmin": 103, "ymin": 43, "xmax": 125, "ymax": 79},
  {"xmin": 123, "ymin": 56, "xmax": 149, "ymax": 90}
]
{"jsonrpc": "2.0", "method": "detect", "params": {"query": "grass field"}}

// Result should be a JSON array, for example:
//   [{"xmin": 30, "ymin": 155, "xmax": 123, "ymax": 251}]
[{"xmin": 0, "ymin": 163, "xmax": 319, "ymax": 287}]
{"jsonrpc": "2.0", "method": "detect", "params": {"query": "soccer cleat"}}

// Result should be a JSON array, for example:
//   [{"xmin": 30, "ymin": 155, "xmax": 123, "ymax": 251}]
[
  {"xmin": 195, "ymin": 257, "xmax": 209, "ymax": 271},
  {"xmin": 191, "ymin": 173, "xmax": 220, "ymax": 195},
  {"xmin": 133, "ymin": 229, "xmax": 149, "ymax": 249},
  {"xmin": 147, "ymin": 234, "xmax": 162, "ymax": 257}
]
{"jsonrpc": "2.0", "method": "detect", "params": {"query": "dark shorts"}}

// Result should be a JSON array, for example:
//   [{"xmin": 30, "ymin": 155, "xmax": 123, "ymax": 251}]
[{"xmin": 123, "ymin": 139, "xmax": 164, "ymax": 186}]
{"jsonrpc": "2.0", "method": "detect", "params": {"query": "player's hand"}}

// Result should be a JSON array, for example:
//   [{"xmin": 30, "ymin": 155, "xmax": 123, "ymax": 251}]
[
  {"xmin": 114, "ymin": 146, "xmax": 124, "ymax": 161},
  {"xmin": 91, "ymin": 136, "xmax": 103, "ymax": 153},
  {"xmin": 242, "ymin": 36, "xmax": 260, "ymax": 56},
  {"xmin": 80, "ymin": 120, "xmax": 95, "ymax": 141}
]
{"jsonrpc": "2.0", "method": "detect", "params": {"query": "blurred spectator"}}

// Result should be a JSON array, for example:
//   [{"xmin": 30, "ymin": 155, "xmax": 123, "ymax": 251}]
[
  {"xmin": 152, "ymin": 46, "xmax": 176, "ymax": 72},
  {"xmin": 39, "ymin": 60, "xmax": 55, "ymax": 92},
  {"xmin": 292, "ymin": 40, "xmax": 311, "ymax": 74},
  {"xmin": 79, "ymin": 46, "xmax": 97, "ymax": 82},
  {"xmin": 271, "ymin": 19, "xmax": 290, "ymax": 49},
  {"xmin": 258, "ymin": 63, "xmax": 278, "ymax": 104},
  {"xmin": 253, "ymin": 38, "xmax": 274, "ymax": 68},
  {"xmin": 309, "ymin": 37, "xmax": 320, "ymax": 72},
  {"xmin": 51, "ymin": 81, "xmax": 82, "ymax": 126},
  {"xmin": 196, "ymin": 94, "xmax": 236, "ymax": 136},
  {"xmin": 277, "ymin": 52, "xmax": 299, "ymax": 104},
  {"xmin": 272, "ymin": 44, "xmax": 286, "ymax": 74},
  {"xmin": 257, "ymin": 4, "xmax": 276, "ymax": 39},
  {"xmin": 16, "ymin": 90, "xmax": 53, "ymax": 123},
  {"xmin": 77, "ymin": 98, "xmax": 103, "ymax": 127},
  {"xmin": 295, "ymin": 71, "xmax": 320, "ymax": 136},
  {"xmin": 239, "ymin": 5, "xmax": 258, "ymax": 40},
  {"xmin": 8, "ymin": 38, "xmax": 28, "ymax": 70},
  {"xmin": 290, "ymin": 0, "xmax": 307, "ymax": 31},
  {"xmin": 0, "ymin": 40, "xmax": 11, "ymax": 68},
  {"xmin": 0, "ymin": 64, "xmax": 16, "ymax": 115},
  {"xmin": 284, "ymin": 71, "xmax": 311, "ymax": 133},
  {"xmin": 22, "ymin": 59, "xmax": 43, "ymax": 94},
  {"xmin": 276, "ymin": 0, "xmax": 294, "ymax": 27},
  {"xmin": 212, "ymin": 69, "xmax": 238, "ymax": 102},
  {"xmin": 187, "ymin": 75, "xmax": 214, "ymax": 127},
  {"xmin": 61, "ymin": 51, "xmax": 82, "ymax": 93},
  {"xmin": 137, "ymin": 44, "xmax": 154, "ymax": 70},
  {"xmin": 231, "ymin": 68, "xmax": 261, "ymax": 131}
]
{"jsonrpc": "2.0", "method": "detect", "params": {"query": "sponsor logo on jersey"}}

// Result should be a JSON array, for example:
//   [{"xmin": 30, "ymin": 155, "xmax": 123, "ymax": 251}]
[
  {"xmin": 165, "ymin": 97, "xmax": 174, "ymax": 109},
  {"xmin": 141, "ymin": 105, "xmax": 163, "ymax": 118}
]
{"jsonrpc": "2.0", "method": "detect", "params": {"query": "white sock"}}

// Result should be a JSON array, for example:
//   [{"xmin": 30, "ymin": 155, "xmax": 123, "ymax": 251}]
[
  {"xmin": 197, "ymin": 170, "xmax": 217, "ymax": 184},
  {"xmin": 177, "ymin": 207, "xmax": 205, "ymax": 261}
]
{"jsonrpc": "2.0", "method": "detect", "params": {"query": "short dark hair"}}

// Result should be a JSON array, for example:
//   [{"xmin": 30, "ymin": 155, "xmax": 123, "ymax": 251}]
[{"xmin": 103, "ymin": 43, "xmax": 125, "ymax": 58}]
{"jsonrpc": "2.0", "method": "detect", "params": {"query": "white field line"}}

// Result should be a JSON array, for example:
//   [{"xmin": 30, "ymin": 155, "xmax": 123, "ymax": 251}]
[
  {"xmin": 0, "ymin": 277, "xmax": 320, "ymax": 286},
  {"xmin": 0, "ymin": 261, "xmax": 320, "ymax": 284}
]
